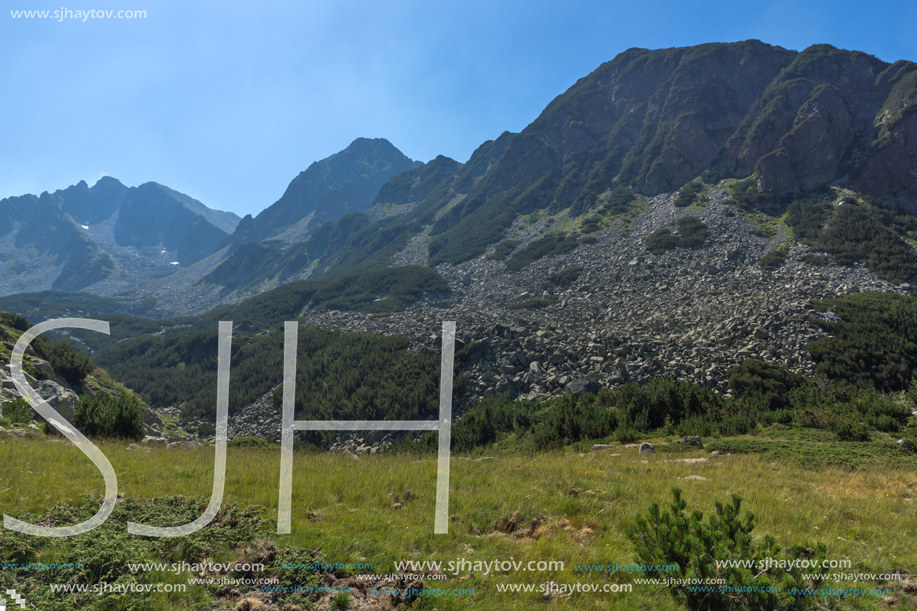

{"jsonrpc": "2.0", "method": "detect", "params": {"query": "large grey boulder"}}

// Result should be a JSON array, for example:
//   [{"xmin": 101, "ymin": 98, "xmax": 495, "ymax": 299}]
[
  {"xmin": 565, "ymin": 378, "xmax": 602, "ymax": 397},
  {"xmin": 35, "ymin": 380, "xmax": 79, "ymax": 424},
  {"xmin": 142, "ymin": 408, "xmax": 163, "ymax": 430}
]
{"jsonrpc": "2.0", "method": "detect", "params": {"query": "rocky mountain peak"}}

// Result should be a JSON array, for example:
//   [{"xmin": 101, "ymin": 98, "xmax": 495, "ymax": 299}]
[{"xmin": 225, "ymin": 138, "xmax": 419, "ymax": 246}]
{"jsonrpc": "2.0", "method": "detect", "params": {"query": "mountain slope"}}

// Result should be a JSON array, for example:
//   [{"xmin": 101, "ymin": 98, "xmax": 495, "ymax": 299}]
[
  {"xmin": 421, "ymin": 41, "xmax": 917, "ymax": 267},
  {"xmin": 198, "ymin": 154, "xmax": 465, "ymax": 296},
  {"xmin": 114, "ymin": 182, "xmax": 239, "ymax": 266},
  {"xmin": 1, "ymin": 189, "xmax": 116, "ymax": 293},
  {"xmin": 196, "ymin": 40, "xmax": 917, "ymax": 302},
  {"xmin": 223, "ymin": 137, "xmax": 420, "ymax": 248}
]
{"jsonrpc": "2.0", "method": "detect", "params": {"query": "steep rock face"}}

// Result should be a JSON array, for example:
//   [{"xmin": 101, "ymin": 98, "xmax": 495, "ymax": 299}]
[
  {"xmin": 57, "ymin": 177, "xmax": 129, "ymax": 224},
  {"xmin": 527, "ymin": 41, "xmax": 796, "ymax": 198},
  {"xmin": 14, "ymin": 191, "xmax": 86, "ymax": 254},
  {"xmin": 724, "ymin": 46, "xmax": 913, "ymax": 201},
  {"xmin": 857, "ymin": 107, "xmax": 917, "ymax": 212},
  {"xmin": 513, "ymin": 41, "xmax": 916, "ymax": 207},
  {"xmin": 752, "ymin": 85, "xmax": 855, "ymax": 194},
  {"xmin": 229, "ymin": 137, "xmax": 419, "ymax": 245},
  {"xmin": 2, "ymin": 190, "xmax": 114, "ymax": 292},
  {"xmin": 853, "ymin": 67, "xmax": 917, "ymax": 212},
  {"xmin": 115, "ymin": 182, "xmax": 236, "ymax": 266}
]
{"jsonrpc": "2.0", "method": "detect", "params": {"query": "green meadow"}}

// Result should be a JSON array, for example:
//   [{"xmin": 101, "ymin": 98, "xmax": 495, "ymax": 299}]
[{"xmin": 1, "ymin": 432, "xmax": 915, "ymax": 610}]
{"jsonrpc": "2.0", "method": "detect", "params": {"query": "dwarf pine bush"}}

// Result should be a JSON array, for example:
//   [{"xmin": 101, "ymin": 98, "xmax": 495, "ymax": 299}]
[
  {"xmin": 628, "ymin": 488, "xmax": 826, "ymax": 610},
  {"xmin": 74, "ymin": 391, "xmax": 144, "ymax": 440}
]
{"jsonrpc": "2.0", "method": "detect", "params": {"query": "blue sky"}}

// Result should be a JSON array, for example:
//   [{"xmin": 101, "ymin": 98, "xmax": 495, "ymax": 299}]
[{"xmin": 3, "ymin": 0, "xmax": 916, "ymax": 218}]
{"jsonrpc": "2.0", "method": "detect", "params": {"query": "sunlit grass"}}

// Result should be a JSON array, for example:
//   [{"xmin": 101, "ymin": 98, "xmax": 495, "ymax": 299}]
[{"xmin": 1, "ymin": 435, "xmax": 915, "ymax": 610}]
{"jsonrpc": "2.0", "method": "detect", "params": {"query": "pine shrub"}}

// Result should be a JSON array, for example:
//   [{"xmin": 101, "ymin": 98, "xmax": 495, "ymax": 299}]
[
  {"xmin": 2, "ymin": 397, "xmax": 34, "ymax": 425},
  {"xmin": 74, "ymin": 391, "xmax": 144, "ymax": 440},
  {"xmin": 628, "ymin": 488, "xmax": 826, "ymax": 610}
]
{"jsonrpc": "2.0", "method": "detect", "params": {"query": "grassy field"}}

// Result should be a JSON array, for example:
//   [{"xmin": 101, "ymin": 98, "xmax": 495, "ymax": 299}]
[{"xmin": 1, "ymin": 432, "xmax": 916, "ymax": 610}]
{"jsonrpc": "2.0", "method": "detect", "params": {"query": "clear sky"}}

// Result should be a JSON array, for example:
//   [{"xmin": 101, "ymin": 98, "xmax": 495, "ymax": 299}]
[{"xmin": 3, "ymin": 0, "xmax": 916, "ymax": 218}]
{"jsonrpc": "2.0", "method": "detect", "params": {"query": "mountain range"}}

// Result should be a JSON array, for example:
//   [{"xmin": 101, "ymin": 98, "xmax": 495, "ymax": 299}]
[
  {"xmin": 1, "ymin": 40, "xmax": 916, "ymax": 319},
  {"xmin": 0, "ymin": 176, "xmax": 240, "ymax": 296}
]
